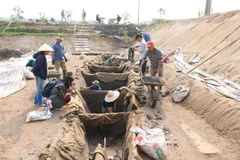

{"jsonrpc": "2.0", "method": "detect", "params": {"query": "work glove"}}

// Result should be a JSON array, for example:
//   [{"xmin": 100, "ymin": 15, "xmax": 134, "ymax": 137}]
[{"xmin": 52, "ymin": 59, "xmax": 55, "ymax": 65}]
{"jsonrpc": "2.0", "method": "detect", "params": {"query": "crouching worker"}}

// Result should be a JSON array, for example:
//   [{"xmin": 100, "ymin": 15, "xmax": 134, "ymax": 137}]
[
  {"xmin": 43, "ymin": 76, "xmax": 74, "ymax": 110},
  {"xmin": 81, "ymin": 80, "xmax": 102, "ymax": 90},
  {"xmin": 102, "ymin": 86, "xmax": 131, "ymax": 113}
]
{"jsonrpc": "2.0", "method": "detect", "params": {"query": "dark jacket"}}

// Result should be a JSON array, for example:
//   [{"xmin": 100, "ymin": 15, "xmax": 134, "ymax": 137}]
[{"xmin": 32, "ymin": 52, "xmax": 47, "ymax": 80}]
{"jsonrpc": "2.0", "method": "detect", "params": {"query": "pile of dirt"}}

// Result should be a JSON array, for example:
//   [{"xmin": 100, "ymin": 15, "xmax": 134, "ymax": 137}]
[
  {"xmin": 0, "ymin": 49, "xmax": 23, "ymax": 61},
  {"xmin": 93, "ymin": 24, "xmax": 141, "ymax": 37}
]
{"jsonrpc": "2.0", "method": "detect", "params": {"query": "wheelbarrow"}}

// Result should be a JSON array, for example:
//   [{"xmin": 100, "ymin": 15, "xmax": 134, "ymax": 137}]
[{"xmin": 140, "ymin": 76, "xmax": 166, "ymax": 108}]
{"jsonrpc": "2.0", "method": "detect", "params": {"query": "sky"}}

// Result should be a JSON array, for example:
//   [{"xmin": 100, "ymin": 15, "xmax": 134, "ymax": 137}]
[{"xmin": 0, "ymin": 0, "xmax": 240, "ymax": 23}]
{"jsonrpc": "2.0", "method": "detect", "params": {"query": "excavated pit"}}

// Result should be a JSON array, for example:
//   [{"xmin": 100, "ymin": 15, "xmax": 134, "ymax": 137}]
[
  {"xmin": 80, "ymin": 90, "xmax": 128, "ymax": 158},
  {"xmin": 78, "ymin": 66, "xmax": 133, "ymax": 159}
]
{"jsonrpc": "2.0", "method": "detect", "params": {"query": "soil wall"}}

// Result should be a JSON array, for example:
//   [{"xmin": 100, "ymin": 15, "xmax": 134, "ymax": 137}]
[{"xmin": 149, "ymin": 10, "xmax": 240, "ymax": 139}]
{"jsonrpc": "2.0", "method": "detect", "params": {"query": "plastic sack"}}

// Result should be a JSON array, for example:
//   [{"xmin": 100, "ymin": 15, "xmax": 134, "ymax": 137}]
[
  {"xmin": 79, "ymin": 53, "xmax": 85, "ymax": 59},
  {"xmin": 8, "ymin": 57, "xmax": 15, "ymax": 62},
  {"xmin": 120, "ymin": 51, "xmax": 125, "ymax": 57},
  {"xmin": 130, "ymin": 127, "xmax": 167, "ymax": 160},
  {"xmin": 162, "ymin": 57, "xmax": 169, "ymax": 63},
  {"xmin": 26, "ymin": 100, "xmax": 53, "ymax": 123},
  {"xmin": 172, "ymin": 85, "xmax": 190, "ymax": 102},
  {"xmin": 135, "ymin": 60, "xmax": 140, "ymax": 66},
  {"xmin": 65, "ymin": 52, "xmax": 72, "ymax": 60},
  {"xmin": 24, "ymin": 67, "xmax": 34, "ymax": 79}
]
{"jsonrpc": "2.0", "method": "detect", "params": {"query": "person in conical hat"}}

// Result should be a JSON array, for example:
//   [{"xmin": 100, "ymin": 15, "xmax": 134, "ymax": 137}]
[
  {"xmin": 32, "ymin": 43, "xmax": 54, "ymax": 107},
  {"xmin": 81, "ymin": 80, "xmax": 102, "ymax": 90},
  {"xmin": 102, "ymin": 86, "xmax": 131, "ymax": 113}
]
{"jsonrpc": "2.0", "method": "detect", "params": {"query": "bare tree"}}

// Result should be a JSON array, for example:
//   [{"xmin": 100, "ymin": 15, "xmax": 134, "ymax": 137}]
[
  {"xmin": 13, "ymin": 5, "xmax": 24, "ymax": 19},
  {"xmin": 157, "ymin": 8, "xmax": 166, "ymax": 19},
  {"xmin": 122, "ymin": 12, "xmax": 130, "ymax": 24},
  {"xmin": 39, "ymin": 12, "xmax": 47, "ymax": 22}
]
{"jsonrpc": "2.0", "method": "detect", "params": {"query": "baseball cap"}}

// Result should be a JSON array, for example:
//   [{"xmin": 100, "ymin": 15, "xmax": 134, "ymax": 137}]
[{"xmin": 146, "ymin": 41, "xmax": 154, "ymax": 47}]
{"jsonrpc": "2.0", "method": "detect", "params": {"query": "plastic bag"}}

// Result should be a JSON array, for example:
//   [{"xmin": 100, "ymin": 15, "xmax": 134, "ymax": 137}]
[
  {"xmin": 135, "ymin": 60, "xmax": 140, "ymax": 66},
  {"xmin": 8, "ymin": 57, "xmax": 15, "ymax": 62},
  {"xmin": 26, "ymin": 100, "xmax": 53, "ymax": 123},
  {"xmin": 65, "ymin": 52, "xmax": 72, "ymax": 60},
  {"xmin": 130, "ymin": 127, "xmax": 167, "ymax": 160},
  {"xmin": 79, "ymin": 53, "xmax": 85, "ymax": 59},
  {"xmin": 162, "ymin": 57, "xmax": 169, "ymax": 63},
  {"xmin": 172, "ymin": 85, "xmax": 190, "ymax": 102},
  {"xmin": 24, "ymin": 67, "xmax": 34, "ymax": 79}
]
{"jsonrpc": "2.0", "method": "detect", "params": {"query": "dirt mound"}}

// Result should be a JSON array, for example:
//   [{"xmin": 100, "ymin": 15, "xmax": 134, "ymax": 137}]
[
  {"xmin": 0, "ymin": 49, "xmax": 23, "ymax": 61},
  {"xmin": 148, "ymin": 10, "xmax": 240, "ymax": 139},
  {"xmin": 93, "ymin": 24, "xmax": 141, "ymax": 37}
]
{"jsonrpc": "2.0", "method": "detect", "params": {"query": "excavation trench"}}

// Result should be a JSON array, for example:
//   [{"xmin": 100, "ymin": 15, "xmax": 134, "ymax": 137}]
[
  {"xmin": 39, "ymin": 57, "xmax": 152, "ymax": 159},
  {"xmin": 80, "ymin": 90, "xmax": 128, "ymax": 158}
]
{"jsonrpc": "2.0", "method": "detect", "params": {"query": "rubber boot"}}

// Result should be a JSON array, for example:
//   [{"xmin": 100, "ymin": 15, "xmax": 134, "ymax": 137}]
[
  {"xmin": 37, "ymin": 95, "xmax": 46, "ymax": 107},
  {"xmin": 62, "ymin": 70, "xmax": 67, "ymax": 79}
]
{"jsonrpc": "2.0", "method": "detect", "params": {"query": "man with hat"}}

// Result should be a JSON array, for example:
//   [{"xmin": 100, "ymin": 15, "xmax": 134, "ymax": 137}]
[
  {"xmin": 81, "ymin": 80, "xmax": 102, "ymax": 90},
  {"xmin": 139, "ymin": 41, "xmax": 164, "ymax": 90},
  {"xmin": 52, "ymin": 34, "xmax": 67, "ymax": 79},
  {"xmin": 102, "ymin": 86, "xmax": 131, "ymax": 113},
  {"xmin": 32, "ymin": 43, "xmax": 54, "ymax": 107}
]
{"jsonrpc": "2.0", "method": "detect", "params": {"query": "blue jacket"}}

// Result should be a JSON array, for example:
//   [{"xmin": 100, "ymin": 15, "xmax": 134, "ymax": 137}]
[{"xmin": 32, "ymin": 52, "xmax": 47, "ymax": 80}]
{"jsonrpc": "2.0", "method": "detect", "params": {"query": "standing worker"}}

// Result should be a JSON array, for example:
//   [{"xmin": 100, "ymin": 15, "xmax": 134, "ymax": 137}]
[
  {"xmin": 139, "ymin": 41, "xmax": 163, "ymax": 91},
  {"xmin": 61, "ymin": 9, "xmax": 67, "ymax": 23},
  {"xmin": 52, "ymin": 34, "xmax": 68, "ymax": 79},
  {"xmin": 117, "ymin": 15, "xmax": 121, "ymax": 24},
  {"xmin": 143, "ymin": 30, "xmax": 151, "ymax": 42},
  {"xmin": 32, "ymin": 43, "xmax": 54, "ymax": 107},
  {"xmin": 82, "ymin": 10, "xmax": 86, "ymax": 22},
  {"xmin": 134, "ymin": 34, "xmax": 148, "ymax": 76},
  {"xmin": 96, "ymin": 14, "xmax": 101, "ymax": 23}
]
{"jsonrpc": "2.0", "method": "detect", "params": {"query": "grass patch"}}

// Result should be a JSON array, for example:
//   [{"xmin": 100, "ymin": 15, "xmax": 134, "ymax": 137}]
[
  {"xmin": 147, "ymin": 19, "xmax": 170, "ymax": 30},
  {"xmin": 0, "ymin": 21, "xmax": 72, "ymax": 35},
  {"xmin": 0, "ymin": 32, "xmax": 71, "ymax": 36}
]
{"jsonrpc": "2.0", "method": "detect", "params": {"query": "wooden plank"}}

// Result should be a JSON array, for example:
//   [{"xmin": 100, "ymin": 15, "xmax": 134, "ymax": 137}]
[
  {"xmin": 75, "ymin": 46, "xmax": 89, "ymax": 48},
  {"xmin": 180, "ymin": 124, "xmax": 221, "ymax": 155},
  {"xmin": 75, "ymin": 48, "xmax": 90, "ymax": 51},
  {"xmin": 75, "ymin": 43, "xmax": 89, "ymax": 45}
]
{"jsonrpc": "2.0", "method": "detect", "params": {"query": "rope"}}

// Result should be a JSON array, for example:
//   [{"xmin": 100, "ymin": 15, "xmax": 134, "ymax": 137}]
[{"xmin": 186, "ymin": 37, "xmax": 240, "ymax": 74}]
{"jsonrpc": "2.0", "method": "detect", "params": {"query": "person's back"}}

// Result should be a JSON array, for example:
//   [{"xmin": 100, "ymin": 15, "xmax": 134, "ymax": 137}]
[
  {"xmin": 47, "ymin": 76, "xmax": 73, "ymax": 109},
  {"xmin": 61, "ymin": 10, "xmax": 65, "ymax": 17},
  {"xmin": 143, "ymin": 32, "xmax": 151, "ymax": 42},
  {"xmin": 89, "ymin": 85, "xmax": 102, "ymax": 90},
  {"xmin": 82, "ymin": 10, "xmax": 86, "ymax": 18},
  {"xmin": 117, "ymin": 15, "xmax": 121, "ymax": 24},
  {"xmin": 96, "ymin": 15, "xmax": 99, "ymax": 20}
]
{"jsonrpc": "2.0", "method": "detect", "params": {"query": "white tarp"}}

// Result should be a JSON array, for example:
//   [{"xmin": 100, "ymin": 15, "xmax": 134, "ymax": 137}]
[
  {"xmin": 0, "ymin": 54, "xmax": 52, "ymax": 99},
  {"xmin": 174, "ymin": 49, "xmax": 240, "ymax": 101}
]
